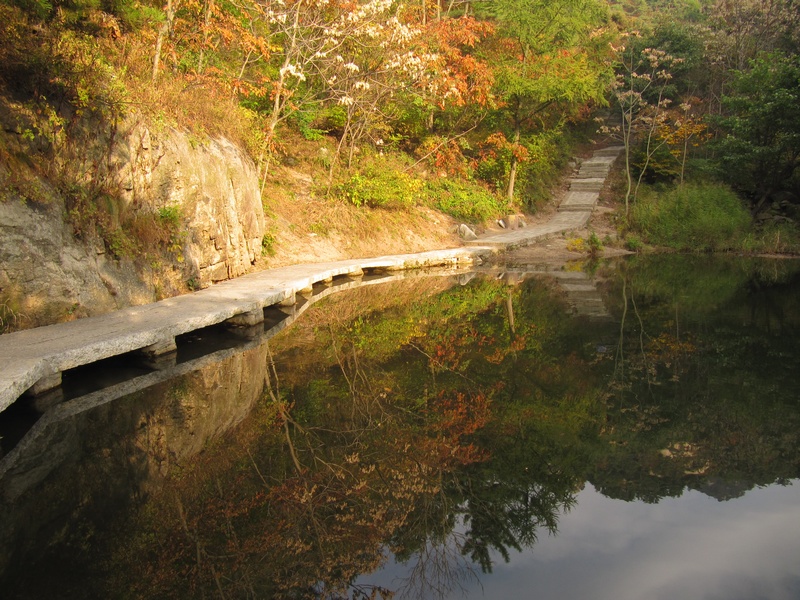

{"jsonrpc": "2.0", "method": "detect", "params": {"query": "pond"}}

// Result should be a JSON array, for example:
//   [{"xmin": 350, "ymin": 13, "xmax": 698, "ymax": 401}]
[{"xmin": 1, "ymin": 254, "xmax": 799, "ymax": 599}]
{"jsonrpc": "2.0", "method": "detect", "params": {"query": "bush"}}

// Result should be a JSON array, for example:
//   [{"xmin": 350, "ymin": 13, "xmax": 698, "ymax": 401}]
[
  {"xmin": 624, "ymin": 234, "xmax": 644, "ymax": 252},
  {"xmin": 565, "ymin": 237, "xmax": 587, "ymax": 253},
  {"xmin": 425, "ymin": 178, "xmax": 507, "ymax": 223},
  {"xmin": 340, "ymin": 163, "xmax": 424, "ymax": 210},
  {"xmin": 630, "ymin": 183, "xmax": 751, "ymax": 251},
  {"xmin": 587, "ymin": 231, "xmax": 603, "ymax": 257}
]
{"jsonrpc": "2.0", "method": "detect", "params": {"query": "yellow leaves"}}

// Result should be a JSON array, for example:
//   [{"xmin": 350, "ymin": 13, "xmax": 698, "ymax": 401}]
[
  {"xmin": 655, "ymin": 100, "xmax": 713, "ymax": 154},
  {"xmin": 298, "ymin": 483, "xmax": 318, "ymax": 504},
  {"xmin": 566, "ymin": 237, "xmax": 587, "ymax": 253}
]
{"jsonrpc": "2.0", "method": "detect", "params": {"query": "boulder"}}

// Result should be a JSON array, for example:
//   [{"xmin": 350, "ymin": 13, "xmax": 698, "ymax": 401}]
[{"xmin": 458, "ymin": 223, "xmax": 478, "ymax": 241}]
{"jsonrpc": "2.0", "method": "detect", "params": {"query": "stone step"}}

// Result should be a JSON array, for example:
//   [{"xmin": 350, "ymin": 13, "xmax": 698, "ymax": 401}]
[
  {"xmin": 569, "ymin": 178, "xmax": 605, "ymax": 192},
  {"xmin": 576, "ymin": 169, "xmax": 611, "ymax": 178},
  {"xmin": 559, "ymin": 205, "xmax": 595, "ymax": 213},
  {"xmin": 593, "ymin": 145, "xmax": 625, "ymax": 157},
  {"xmin": 561, "ymin": 283, "xmax": 599, "ymax": 293},
  {"xmin": 584, "ymin": 155, "xmax": 619, "ymax": 164},
  {"xmin": 559, "ymin": 191, "xmax": 598, "ymax": 211}
]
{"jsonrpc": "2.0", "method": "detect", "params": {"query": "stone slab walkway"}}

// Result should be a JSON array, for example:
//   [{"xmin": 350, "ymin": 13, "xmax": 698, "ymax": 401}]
[
  {"xmin": 0, "ymin": 145, "xmax": 622, "ymax": 414},
  {"xmin": 465, "ymin": 145, "xmax": 623, "ymax": 249},
  {"xmin": 0, "ymin": 248, "xmax": 492, "ymax": 413}
]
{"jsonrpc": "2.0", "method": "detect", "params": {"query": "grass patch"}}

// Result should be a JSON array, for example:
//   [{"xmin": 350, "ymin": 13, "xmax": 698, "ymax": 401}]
[
  {"xmin": 630, "ymin": 183, "xmax": 751, "ymax": 251},
  {"xmin": 741, "ymin": 221, "xmax": 800, "ymax": 255},
  {"xmin": 261, "ymin": 230, "xmax": 278, "ymax": 256}
]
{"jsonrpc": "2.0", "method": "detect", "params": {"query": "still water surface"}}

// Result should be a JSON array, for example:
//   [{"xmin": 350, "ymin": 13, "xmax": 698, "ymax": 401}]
[{"xmin": 1, "ymin": 254, "xmax": 799, "ymax": 599}]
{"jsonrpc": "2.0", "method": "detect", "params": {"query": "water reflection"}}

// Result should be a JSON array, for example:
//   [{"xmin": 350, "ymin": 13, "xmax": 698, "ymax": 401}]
[{"xmin": 1, "ymin": 256, "xmax": 799, "ymax": 599}]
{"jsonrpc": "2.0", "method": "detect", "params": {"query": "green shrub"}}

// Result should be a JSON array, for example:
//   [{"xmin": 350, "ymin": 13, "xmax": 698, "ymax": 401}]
[
  {"xmin": 587, "ymin": 231, "xmax": 603, "ymax": 257},
  {"xmin": 158, "ymin": 205, "xmax": 182, "ymax": 228},
  {"xmin": 105, "ymin": 226, "xmax": 137, "ymax": 259},
  {"xmin": 624, "ymin": 234, "xmax": 644, "ymax": 252},
  {"xmin": 286, "ymin": 102, "xmax": 328, "ymax": 141},
  {"xmin": 426, "ymin": 178, "xmax": 507, "ymax": 223},
  {"xmin": 630, "ymin": 183, "xmax": 751, "ymax": 251},
  {"xmin": 261, "ymin": 230, "xmax": 277, "ymax": 256},
  {"xmin": 341, "ymin": 166, "xmax": 424, "ymax": 210}
]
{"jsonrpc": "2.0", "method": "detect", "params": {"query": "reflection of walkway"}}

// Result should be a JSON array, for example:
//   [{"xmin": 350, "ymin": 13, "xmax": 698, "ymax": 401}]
[
  {"xmin": 0, "ymin": 268, "xmax": 464, "ymax": 484},
  {"xmin": 465, "ymin": 146, "xmax": 624, "ymax": 249},
  {"xmin": 497, "ymin": 267, "xmax": 611, "ymax": 320},
  {"xmin": 547, "ymin": 270, "xmax": 611, "ymax": 319}
]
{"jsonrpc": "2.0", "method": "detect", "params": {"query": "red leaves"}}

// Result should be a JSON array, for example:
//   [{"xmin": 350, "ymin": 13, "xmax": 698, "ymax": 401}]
[{"xmin": 422, "ymin": 390, "xmax": 492, "ymax": 466}]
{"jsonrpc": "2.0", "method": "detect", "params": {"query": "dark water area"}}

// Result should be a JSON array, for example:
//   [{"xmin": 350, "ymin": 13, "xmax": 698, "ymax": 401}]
[{"xmin": 1, "ymin": 254, "xmax": 799, "ymax": 599}]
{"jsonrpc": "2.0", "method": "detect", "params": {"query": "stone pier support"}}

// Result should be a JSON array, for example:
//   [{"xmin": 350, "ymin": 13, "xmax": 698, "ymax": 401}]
[
  {"xmin": 139, "ymin": 352, "xmax": 178, "ymax": 370},
  {"xmin": 279, "ymin": 294, "xmax": 297, "ymax": 307},
  {"xmin": 225, "ymin": 308, "xmax": 264, "ymax": 328},
  {"xmin": 27, "ymin": 372, "xmax": 62, "ymax": 396},
  {"xmin": 141, "ymin": 338, "xmax": 177, "ymax": 357}
]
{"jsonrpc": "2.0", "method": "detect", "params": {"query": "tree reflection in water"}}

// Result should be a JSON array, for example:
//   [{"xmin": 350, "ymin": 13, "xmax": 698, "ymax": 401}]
[
  {"xmin": 1, "ymin": 256, "xmax": 799, "ymax": 599},
  {"xmin": 100, "ymin": 274, "xmax": 591, "ymax": 599}
]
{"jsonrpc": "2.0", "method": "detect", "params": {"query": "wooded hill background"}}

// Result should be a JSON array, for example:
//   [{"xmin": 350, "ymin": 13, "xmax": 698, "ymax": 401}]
[{"xmin": 1, "ymin": 0, "xmax": 798, "ymax": 259}]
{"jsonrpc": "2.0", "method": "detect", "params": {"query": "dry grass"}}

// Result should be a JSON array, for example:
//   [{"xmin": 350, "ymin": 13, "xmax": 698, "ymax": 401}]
[
  {"xmin": 106, "ymin": 35, "xmax": 265, "ymax": 157},
  {"xmin": 261, "ymin": 181, "xmax": 461, "ymax": 267},
  {"xmin": 256, "ymin": 134, "xmax": 462, "ymax": 267}
]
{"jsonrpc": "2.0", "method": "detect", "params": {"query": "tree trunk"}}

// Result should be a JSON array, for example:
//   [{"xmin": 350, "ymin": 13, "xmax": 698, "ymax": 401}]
[
  {"xmin": 264, "ymin": 1, "xmax": 303, "ymax": 174},
  {"xmin": 506, "ymin": 119, "xmax": 521, "ymax": 202},
  {"xmin": 198, "ymin": 0, "xmax": 214, "ymax": 74},
  {"xmin": 152, "ymin": 0, "xmax": 177, "ymax": 83},
  {"xmin": 621, "ymin": 101, "xmax": 633, "ymax": 217}
]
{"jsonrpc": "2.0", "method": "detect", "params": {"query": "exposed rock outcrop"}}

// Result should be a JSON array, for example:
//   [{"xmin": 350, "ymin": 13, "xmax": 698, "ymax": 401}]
[
  {"xmin": 0, "ymin": 195, "xmax": 155, "ymax": 327},
  {"xmin": 0, "ymin": 117, "xmax": 267, "ymax": 329},
  {"xmin": 116, "ymin": 124, "xmax": 266, "ymax": 287}
]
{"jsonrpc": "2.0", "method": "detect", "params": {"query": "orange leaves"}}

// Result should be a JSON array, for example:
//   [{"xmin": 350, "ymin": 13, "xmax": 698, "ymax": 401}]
[
  {"xmin": 414, "ymin": 136, "xmax": 472, "ymax": 177},
  {"xmin": 423, "ymin": 16, "xmax": 495, "ymax": 108},
  {"xmin": 480, "ymin": 132, "xmax": 530, "ymax": 164},
  {"xmin": 432, "ymin": 391, "xmax": 491, "ymax": 438},
  {"xmin": 423, "ymin": 390, "xmax": 493, "ymax": 466},
  {"xmin": 428, "ymin": 15, "xmax": 494, "ymax": 49}
]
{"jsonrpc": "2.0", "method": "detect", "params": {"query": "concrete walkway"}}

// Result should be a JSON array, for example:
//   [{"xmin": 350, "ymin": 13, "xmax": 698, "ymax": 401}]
[
  {"xmin": 466, "ymin": 145, "xmax": 623, "ymax": 249},
  {"xmin": 0, "ymin": 145, "xmax": 622, "ymax": 414}
]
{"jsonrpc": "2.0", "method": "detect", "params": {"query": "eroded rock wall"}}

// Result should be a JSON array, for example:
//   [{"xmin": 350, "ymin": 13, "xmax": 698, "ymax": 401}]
[
  {"xmin": 0, "ymin": 118, "xmax": 267, "ymax": 329},
  {"xmin": 118, "ymin": 124, "xmax": 266, "ymax": 287},
  {"xmin": 0, "ymin": 195, "xmax": 155, "ymax": 326}
]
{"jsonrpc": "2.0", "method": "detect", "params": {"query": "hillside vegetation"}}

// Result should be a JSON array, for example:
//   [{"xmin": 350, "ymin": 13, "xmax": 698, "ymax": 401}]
[{"xmin": 0, "ymin": 0, "xmax": 799, "ymax": 329}]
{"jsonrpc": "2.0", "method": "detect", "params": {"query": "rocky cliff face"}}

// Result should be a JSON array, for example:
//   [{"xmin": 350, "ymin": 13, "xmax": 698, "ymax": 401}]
[
  {"xmin": 0, "ymin": 118, "xmax": 267, "ymax": 330},
  {"xmin": 0, "ymin": 190, "xmax": 156, "ymax": 328},
  {"xmin": 118, "ymin": 124, "xmax": 266, "ymax": 287}
]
